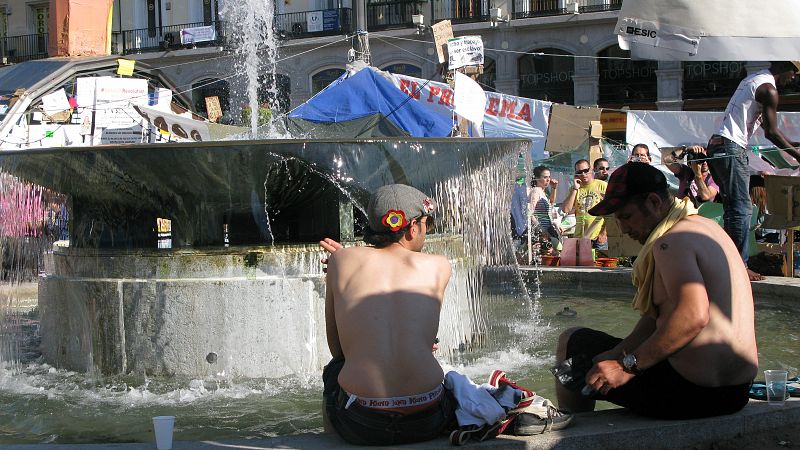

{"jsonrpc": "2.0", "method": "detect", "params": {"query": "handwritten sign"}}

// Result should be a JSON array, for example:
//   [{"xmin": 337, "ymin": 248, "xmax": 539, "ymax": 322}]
[
  {"xmin": 205, "ymin": 96, "xmax": 222, "ymax": 123},
  {"xmin": 447, "ymin": 36, "xmax": 484, "ymax": 70},
  {"xmin": 431, "ymin": 20, "xmax": 454, "ymax": 64}
]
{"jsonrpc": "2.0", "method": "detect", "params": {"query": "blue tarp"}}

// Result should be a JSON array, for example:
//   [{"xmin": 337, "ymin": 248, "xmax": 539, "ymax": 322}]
[{"xmin": 289, "ymin": 68, "xmax": 453, "ymax": 138}]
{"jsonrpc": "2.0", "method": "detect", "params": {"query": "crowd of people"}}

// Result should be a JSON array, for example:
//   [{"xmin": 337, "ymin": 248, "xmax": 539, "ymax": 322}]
[{"xmin": 313, "ymin": 60, "xmax": 800, "ymax": 446}]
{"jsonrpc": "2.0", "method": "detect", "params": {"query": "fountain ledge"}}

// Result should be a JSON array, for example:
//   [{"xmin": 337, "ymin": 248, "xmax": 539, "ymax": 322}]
[
  {"xmin": 522, "ymin": 266, "xmax": 800, "ymax": 305},
  {"xmin": 5, "ymin": 399, "xmax": 798, "ymax": 449}
]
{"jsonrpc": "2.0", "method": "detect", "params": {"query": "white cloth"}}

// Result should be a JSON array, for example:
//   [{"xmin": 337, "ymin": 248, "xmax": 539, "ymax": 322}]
[
  {"xmin": 444, "ymin": 371, "xmax": 522, "ymax": 427},
  {"xmin": 718, "ymin": 70, "xmax": 776, "ymax": 148},
  {"xmin": 445, "ymin": 371, "xmax": 506, "ymax": 427}
]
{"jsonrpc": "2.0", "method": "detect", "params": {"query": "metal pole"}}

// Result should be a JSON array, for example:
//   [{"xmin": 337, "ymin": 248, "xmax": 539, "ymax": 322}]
[{"xmin": 356, "ymin": 0, "xmax": 367, "ymax": 31}]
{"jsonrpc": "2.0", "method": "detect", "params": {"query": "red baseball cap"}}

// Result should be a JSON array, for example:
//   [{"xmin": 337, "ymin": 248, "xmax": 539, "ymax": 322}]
[{"xmin": 588, "ymin": 162, "xmax": 667, "ymax": 216}]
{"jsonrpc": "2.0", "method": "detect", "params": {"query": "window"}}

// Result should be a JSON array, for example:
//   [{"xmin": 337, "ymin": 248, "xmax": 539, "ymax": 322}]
[
  {"xmin": 597, "ymin": 44, "xmax": 657, "ymax": 107},
  {"xmin": 518, "ymin": 48, "xmax": 573, "ymax": 104},
  {"xmin": 312, "ymin": 68, "xmax": 345, "ymax": 95},
  {"xmin": 382, "ymin": 63, "xmax": 421, "ymax": 78}
]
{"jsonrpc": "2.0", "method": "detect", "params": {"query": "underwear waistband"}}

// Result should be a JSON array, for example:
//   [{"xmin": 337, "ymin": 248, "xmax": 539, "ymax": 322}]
[{"xmin": 345, "ymin": 384, "xmax": 444, "ymax": 410}]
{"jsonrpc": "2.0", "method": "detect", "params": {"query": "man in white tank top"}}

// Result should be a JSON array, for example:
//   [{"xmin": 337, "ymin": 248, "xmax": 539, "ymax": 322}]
[{"xmin": 707, "ymin": 61, "xmax": 800, "ymax": 281}]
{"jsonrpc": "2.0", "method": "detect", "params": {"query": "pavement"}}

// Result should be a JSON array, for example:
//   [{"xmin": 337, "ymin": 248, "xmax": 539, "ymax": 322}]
[{"xmin": 2, "ymin": 399, "xmax": 798, "ymax": 449}]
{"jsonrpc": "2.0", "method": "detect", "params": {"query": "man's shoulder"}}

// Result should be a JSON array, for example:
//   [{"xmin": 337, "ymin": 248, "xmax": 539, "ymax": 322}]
[{"xmin": 589, "ymin": 179, "xmax": 607, "ymax": 191}]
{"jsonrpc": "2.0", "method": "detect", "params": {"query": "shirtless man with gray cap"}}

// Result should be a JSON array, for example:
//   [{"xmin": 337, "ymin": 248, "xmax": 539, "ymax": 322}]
[{"xmin": 321, "ymin": 184, "xmax": 456, "ymax": 445}]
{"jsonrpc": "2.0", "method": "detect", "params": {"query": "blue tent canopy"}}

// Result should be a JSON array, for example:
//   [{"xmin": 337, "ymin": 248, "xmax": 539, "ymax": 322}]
[{"xmin": 289, "ymin": 68, "xmax": 453, "ymax": 138}]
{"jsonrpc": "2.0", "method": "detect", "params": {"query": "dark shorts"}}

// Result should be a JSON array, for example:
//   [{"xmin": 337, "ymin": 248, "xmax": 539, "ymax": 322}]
[
  {"xmin": 323, "ymin": 357, "xmax": 457, "ymax": 445},
  {"xmin": 565, "ymin": 328, "xmax": 751, "ymax": 419}
]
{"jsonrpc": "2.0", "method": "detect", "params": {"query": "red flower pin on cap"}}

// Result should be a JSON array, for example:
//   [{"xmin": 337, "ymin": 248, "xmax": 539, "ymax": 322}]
[{"xmin": 382, "ymin": 209, "xmax": 407, "ymax": 231}]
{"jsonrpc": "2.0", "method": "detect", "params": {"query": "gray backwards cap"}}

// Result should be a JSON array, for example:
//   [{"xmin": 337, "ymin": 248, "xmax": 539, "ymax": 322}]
[{"xmin": 367, "ymin": 184, "xmax": 436, "ymax": 233}]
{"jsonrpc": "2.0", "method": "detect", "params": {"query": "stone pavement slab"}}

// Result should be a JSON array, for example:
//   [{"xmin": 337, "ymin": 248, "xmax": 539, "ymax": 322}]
[{"xmin": 3, "ymin": 399, "xmax": 798, "ymax": 450}]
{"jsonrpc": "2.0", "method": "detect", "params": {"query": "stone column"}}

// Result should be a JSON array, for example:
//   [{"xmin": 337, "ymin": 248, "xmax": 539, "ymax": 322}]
[
  {"xmin": 492, "ymin": 32, "xmax": 519, "ymax": 96},
  {"xmin": 573, "ymin": 56, "xmax": 598, "ymax": 106},
  {"xmin": 656, "ymin": 61, "xmax": 684, "ymax": 111}
]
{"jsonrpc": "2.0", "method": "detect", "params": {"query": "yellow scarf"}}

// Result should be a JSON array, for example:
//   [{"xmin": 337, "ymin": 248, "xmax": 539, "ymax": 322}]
[{"xmin": 631, "ymin": 197, "xmax": 698, "ymax": 318}]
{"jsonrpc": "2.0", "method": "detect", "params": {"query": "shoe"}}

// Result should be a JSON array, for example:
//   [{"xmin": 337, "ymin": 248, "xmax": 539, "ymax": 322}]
[
  {"xmin": 513, "ymin": 400, "xmax": 573, "ymax": 435},
  {"xmin": 449, "ymin": 422, "xmax": 502, "ymax": 446}
]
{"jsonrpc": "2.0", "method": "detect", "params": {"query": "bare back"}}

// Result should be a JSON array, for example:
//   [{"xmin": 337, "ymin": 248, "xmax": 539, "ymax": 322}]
[
  {"xmin": 325, "ymin": 245, "xmax": 451, "ymax": 397},
  {"xmin": 652, "ymin": 215, "xmax": 757, "ymax": 386}
]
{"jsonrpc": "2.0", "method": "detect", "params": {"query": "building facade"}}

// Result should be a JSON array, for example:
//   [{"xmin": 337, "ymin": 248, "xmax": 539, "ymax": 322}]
[{"xmin": 2, "ymin": 0, "xmax": 798, "ymax": 132}]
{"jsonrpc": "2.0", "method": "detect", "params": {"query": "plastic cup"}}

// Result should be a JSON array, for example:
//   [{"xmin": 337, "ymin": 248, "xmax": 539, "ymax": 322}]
[
  {"xmin": 764, "ymin": 370, "xmax": 788, "ymax": 405},
  {"xmin": 152, "ymin": 416, "xmax": 175, "ymax": 450}
]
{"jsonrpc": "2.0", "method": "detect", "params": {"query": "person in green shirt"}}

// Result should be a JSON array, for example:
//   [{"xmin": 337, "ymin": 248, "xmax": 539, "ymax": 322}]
[{"xmin": 562, "ymin": 159, "xmax": 608, "ymax": 249}]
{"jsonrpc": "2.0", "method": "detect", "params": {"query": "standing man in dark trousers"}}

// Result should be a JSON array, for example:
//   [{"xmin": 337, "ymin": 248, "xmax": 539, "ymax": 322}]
[{"xmin": 707, "ymin": 61, "xmax": 800, "ymax": 281}]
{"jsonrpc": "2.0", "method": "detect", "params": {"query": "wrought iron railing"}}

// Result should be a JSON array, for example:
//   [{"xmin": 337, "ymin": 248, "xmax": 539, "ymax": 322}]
[
  {"xmin": 578, "ymin": 0, "xmax": 622, "ymax": 13},
  {"xmin": 0, "ymin": 33, "xmax": 49, "ymax": 64},
  {"xmin": 512, "ymin": 0, "xmax": 621, "ymax": 19},
  {"xmin": 116, "ymin": 21, "xmax": 226, "ymax": 55},
  {"xmin": 275, "ymin": 8, "xmax": 353, "ymax": 39}
]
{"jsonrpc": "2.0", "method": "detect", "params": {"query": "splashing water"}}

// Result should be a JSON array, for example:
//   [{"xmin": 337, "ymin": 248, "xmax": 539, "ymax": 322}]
[{"xmin": 221, "ymin": 0, "xmax": 280, "ymax": 136}]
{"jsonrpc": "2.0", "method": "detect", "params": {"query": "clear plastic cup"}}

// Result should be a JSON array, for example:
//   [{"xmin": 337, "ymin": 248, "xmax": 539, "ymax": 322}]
[
  {"xmin": 764, "ymin": 370, "xmax": 788, "ymax": 406},
  {"xmin": 152, "ymin": 416, "xmax": 175, "ymax": 450}
]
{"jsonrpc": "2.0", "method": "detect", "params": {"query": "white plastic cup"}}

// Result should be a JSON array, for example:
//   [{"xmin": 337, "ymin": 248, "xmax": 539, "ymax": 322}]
[
  {"xmin": 764, "ymin": 370, "xmax": 789, "ymax": 406},
  {"xmin": 152, "ymin": 416, "xmax": 175, "ymax": 450}
]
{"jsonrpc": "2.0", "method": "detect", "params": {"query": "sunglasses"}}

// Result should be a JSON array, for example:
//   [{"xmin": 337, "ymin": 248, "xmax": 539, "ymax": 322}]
[
  {"xmin": 596, "ymin": 166, "xmax": 609, "ymax": 171},
  {"xmin": 419, "ymin": 215, "xmax": 435, "ymax": 232},
  {"xmin": 574, "ymin": 168, "xmax": 591, "ymax": 175}
]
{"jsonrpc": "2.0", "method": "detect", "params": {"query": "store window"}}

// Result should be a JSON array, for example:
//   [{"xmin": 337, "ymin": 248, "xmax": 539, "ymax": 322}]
[
  {"xmin": 597, "ymin": 45, "xmax": 657, "ymax": 107},
  {"xmin": 683, "ymin": 61, "xmax": 746, "ymax": 101},
  {"xmin": 312, "ymin": 68, "xmax": 345, "ymax": 95},
  {"xmin": 382, "ymin": 63, "xmax": 422, "ymax": 78},
  {"xmin": 518, "ymin": 48, "xmax": 574, "ymax": 104}
]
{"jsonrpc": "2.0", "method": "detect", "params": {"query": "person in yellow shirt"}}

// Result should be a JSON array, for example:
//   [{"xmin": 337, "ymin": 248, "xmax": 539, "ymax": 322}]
[{"xmin": 562, "ymin": 159, "xmax": 608, "ymax": 249}]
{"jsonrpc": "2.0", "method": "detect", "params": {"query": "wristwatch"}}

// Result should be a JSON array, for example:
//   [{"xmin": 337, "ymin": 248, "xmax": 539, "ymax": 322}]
[{"xmin": 621, "ymin": 352, "xmax": 643, "ymax": 375}]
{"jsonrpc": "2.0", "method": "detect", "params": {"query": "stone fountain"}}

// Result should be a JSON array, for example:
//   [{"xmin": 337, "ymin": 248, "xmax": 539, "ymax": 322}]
[{"xmin": 0, "ymin": 138, "xmax": 528, "ymax": 378}]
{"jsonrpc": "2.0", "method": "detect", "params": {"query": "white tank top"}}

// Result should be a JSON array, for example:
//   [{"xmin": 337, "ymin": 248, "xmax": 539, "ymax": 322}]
[{"xmin": 717, "ymin": 70, "xmax": 776, "ymax": 148}]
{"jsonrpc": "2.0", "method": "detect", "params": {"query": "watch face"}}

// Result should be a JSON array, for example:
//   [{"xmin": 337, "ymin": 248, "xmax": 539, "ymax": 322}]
[{"xmin": 623, "ymin": 354, "xmax": 636, "ymax": 371}]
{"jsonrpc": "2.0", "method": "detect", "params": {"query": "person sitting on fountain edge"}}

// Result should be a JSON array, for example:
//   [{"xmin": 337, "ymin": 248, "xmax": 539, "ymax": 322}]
[
  {"xmin": 320, "ymin": 184, "xmax": 457, "ymax": 445},
  {"xmin": 553, "ymin": 162, "xmax": 757, "ymax": 420}
]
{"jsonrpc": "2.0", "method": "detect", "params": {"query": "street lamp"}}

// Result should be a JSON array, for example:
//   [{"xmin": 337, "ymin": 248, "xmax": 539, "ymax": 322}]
[{"xmin": 489, "ymin": 8, "xmax": 509, "ymax": 27}]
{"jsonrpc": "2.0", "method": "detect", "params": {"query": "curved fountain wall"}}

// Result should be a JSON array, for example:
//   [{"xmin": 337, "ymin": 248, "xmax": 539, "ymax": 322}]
[{"xmin": 1, "ymin": 138, "xmax": 530, "ymax": 377}]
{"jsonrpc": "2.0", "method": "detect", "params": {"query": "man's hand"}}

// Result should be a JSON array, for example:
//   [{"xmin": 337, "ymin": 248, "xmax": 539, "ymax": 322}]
[
  {"xmin": 573, "ymin": 178, "xmax": 581, "ymax": 190},
  {"xmin": 586, "ymin": 359, "xmax": 635, "ymax": 395},
  {"xmin": 319, "ymin": 238, "xmax": 343, "ymax": 273}
]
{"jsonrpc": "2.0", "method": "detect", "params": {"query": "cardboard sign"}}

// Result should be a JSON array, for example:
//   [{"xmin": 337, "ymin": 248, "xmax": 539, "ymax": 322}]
[
  {"xmin": 447, "ymin": 36, "xmax": 484, "ymax": 70},
  {"xmin": 545, "ymin": 103, "xmax": 602, "ymax": 154},
  {"xmin": 205, "ymin": 96, "xmax": 222, "ymax": 123},
  {"xmin": 431, "ymin": 20, "xmax": 454, "ymax": 64}
]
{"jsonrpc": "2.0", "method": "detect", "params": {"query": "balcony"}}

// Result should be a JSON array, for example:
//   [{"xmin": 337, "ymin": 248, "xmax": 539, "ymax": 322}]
[
  {"xmin": 114, "ymin": 21, "xmax": 226, "ymax": 55},
  {"xmin": 512, "ymin": 0, "xmax": 621, "ymax": 19},
  {"xmin": 0, "ymin": 33, "xmax": 49, "ymax": 64},
  {"xmin": 275, "ymin": 8, "xmax": 353, "ymax": 39}
]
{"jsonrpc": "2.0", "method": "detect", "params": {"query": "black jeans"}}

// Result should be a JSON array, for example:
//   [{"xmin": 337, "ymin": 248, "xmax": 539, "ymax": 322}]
[
  {"xmin": 323, "ymin": 357, "xmax": 457, "ymax": 445},
  {"xmin": 565, "ymin": 328, "xmax": 751, "ymax": 420}
]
